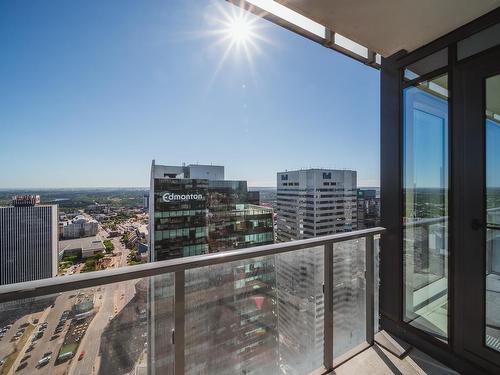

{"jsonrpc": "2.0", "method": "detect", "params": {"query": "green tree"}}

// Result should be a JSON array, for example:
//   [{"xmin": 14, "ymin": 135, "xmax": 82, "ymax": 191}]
[{"xmin": 103, "ymin": 240, "xmax": 114, "ymax": 253}]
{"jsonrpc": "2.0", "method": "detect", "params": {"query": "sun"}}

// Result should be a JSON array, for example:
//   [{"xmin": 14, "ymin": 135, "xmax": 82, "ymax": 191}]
[
  {"xmin": 202, "ymin": 1, "xmax": 272, "ymax": 88},
  {"xmin": 212, "ymin": 2, "xmax": 264, "ymax": 51},
  {"xmin": 226, "ymin": 15, "xmax": 253, "ymax": 44}
]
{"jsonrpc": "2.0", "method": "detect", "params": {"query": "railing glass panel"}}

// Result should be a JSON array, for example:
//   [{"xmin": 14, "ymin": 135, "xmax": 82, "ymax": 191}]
[
  {"xmin": 0, "ymin": 228, "xmax": 383, "ymax": 375},
  {"xmin": 332, "ymin": 238, "xmax": 366, "ymax": 358}
]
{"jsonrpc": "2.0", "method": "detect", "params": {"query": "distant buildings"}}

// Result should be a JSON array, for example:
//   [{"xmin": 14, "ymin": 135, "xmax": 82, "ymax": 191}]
[
  {"xmin": 61, "ymin": 215, "xmax": 98, "ymax": 239},
  {"xmin": 357, "ymin": 189, "xmax": 380, "ymax": 229},
  {"xmin": 148, "ymin": 162, "xmax": 277, "ymax": 375},
  {"xmin": 0, "ymin": 195, "xmax": 58, "ymax": 286},
  {"xmin": 275, "ymin": 169, "xmax": 363, "ymax": 372},
  {"xmin": 85, "ymin": 203, "xmax": 109, "ymax": 215}
]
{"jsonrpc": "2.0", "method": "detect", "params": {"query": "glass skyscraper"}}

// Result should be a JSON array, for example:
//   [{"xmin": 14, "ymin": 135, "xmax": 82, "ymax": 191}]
[{"xmin": 148, "ymin": 162, "xmax": 277, "ymax": 374}]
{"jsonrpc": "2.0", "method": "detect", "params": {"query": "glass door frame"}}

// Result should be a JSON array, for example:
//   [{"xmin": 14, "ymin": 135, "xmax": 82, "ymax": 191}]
[
  {"xmin": 381, "ymin": 11, "xmax": 500, "ymax": 374},
  {"xmin": 455, "ymin": 44, "xmax": 500, "ymax": 366}
]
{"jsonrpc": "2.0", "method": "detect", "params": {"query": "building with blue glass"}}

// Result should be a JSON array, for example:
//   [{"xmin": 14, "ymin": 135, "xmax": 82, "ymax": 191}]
[{"xmin": 148, "ymin": 161, "xmax": 278, "ymax": 375}]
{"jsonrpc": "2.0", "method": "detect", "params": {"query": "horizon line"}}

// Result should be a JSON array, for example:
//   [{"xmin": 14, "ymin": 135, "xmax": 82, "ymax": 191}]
[{"xmin": 0, "ymin": 185, "xmax": 382, "ymax": 191}]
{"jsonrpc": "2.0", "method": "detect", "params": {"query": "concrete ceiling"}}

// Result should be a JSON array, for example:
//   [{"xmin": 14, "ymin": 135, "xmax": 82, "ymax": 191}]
[{"xmin": 276, "ymin": 0, "xmax": 500, "ymax": 57}]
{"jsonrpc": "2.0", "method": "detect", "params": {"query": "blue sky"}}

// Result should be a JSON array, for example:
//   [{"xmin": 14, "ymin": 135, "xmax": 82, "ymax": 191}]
[{"xmin": 0, "ymin": 0, "xmax": 380, "ymax": 188}]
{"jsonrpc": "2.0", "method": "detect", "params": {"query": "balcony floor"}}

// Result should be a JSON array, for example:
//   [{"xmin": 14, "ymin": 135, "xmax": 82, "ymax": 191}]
[{"xmin": 335, "ymin": 344, "xmax": 458, "ymax": 375}]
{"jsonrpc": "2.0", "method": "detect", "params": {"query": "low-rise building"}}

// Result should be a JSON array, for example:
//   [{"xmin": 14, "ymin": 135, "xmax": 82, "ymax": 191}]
[
  {"xmin": 59, "ymin": 235, "xmax": 105, "ymax": 259},
  {"xmin": 86, "ymin": 203, "xmax": 109, "ymax": 214},
  {"xmin": 62, "ymin": 215, "xmax": 98, "ymax": 239}
]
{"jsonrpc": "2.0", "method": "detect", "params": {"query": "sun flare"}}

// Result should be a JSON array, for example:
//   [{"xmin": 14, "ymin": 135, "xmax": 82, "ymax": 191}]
[
  {"xmin": 203, "ymin": 1, "xmax": 272, "ymax": 88},
  {"xmin": 226, "ymin": 15, "xmax": 254, "ymax": 44}
]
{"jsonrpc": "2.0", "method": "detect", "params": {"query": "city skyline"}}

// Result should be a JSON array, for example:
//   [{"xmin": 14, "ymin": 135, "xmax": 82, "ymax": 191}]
[{"xmin": 0, "ymin": 0, "xmax": 380, "ymax": 189}]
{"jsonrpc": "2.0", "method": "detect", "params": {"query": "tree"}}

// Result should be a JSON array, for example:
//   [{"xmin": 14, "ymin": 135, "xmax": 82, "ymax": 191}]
[{"xmin": 103, "ymin": 240, "xmax": 114, "ymax": 253}]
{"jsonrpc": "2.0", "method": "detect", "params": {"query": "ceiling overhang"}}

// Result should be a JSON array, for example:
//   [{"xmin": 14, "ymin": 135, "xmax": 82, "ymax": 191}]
[{"xmin": 230, "ymin": 0, "xmax": 500, "ymax": 67}]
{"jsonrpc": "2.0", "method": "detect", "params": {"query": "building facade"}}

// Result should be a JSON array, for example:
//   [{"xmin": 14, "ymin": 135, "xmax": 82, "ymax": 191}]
[
  {"xmin": 58, "ymin": 235, "xmax": 105, "ymax": 259},
  {"xmin": 357, "ymin": 189, "xmax": 380, "ymax": 229},
  {"xmin": 0, "ymin": 195, "xmax": 58, "ymax": 286},
  {"xmin": 62, "ymin": 215, "xmax": 98, "ymax": 239},
  {"xmin": 275, "ymin": 169, "xmax": 363, "ymax": 373},
  {"xmin": 276, "ymin": 169, "xmax": 357, "ymax": 241},
  {"xmin": 148, "ymin": 162, "xmax": 277, "ymax": 374}
]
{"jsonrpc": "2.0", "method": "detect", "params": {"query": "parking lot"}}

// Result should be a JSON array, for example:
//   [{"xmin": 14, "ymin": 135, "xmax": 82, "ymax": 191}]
[{"xmin": 0, "ymin": 293, "xmax": 76, "ymax": 375}]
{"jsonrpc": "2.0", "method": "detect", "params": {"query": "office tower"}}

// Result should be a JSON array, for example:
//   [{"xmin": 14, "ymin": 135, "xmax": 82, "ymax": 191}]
[
  {"xmin": 149, "ymin": 162, "xmax": 278, "ymax": 375},
  {"xmin": 275, "ymin": 169, "xmax": 363, "ymax": 372},
  {"xmin": 276, "ymin": 169, "xmax": 358, "ymax": 241},
  {"xmin": 0, "ymin": 195, "xmax": 58, "ymax": 286},
  {"xmin": 357, "ymin": 189, "xmax": 381, "ymax": 229}
]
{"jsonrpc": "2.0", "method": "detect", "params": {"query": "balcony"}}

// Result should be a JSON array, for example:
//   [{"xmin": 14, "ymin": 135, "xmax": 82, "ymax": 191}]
[
  {"xmin": 0, "ymin": 227, "xmax": 460, "ymax": 374},
  {"xmin": 0, "ymin": 228, "xmax": 375, "ymax": 373},
  {"xmin": 2, "ymin": 0, "xmax": 500, "ymax": 374}
]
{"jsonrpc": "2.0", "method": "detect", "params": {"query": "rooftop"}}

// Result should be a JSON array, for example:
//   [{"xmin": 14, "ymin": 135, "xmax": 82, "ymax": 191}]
[{"xmin": 58, "ymin": 235, "xmax": 104, "ymax": 253}]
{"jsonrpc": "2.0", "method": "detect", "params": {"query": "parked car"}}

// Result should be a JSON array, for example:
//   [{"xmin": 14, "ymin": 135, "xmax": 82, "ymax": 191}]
[
  {"xmin": 78, "ymin": 351, "xmax": 85, "ymax": 361},
  {"xmin": 16, "ymin": 362, "xmax": 28, "ymax": 372},
  {"xmin": 36, "ymin": 357, "xmax": 50, "ymax": 368}
]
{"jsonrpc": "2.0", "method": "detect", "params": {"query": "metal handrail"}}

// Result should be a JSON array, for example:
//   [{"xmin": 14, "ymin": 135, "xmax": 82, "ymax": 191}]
[
  {"xmin": 0, "ymin": 227, "xmax": 385, "ymax": 304},
  {"xmin": 403, "ymin": 216, "xmax": 448, "ymax": 227}
]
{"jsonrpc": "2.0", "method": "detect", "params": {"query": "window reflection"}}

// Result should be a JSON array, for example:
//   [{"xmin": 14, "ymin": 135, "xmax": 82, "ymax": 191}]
[
  {"xmin": 403, "ymin": 74, "xmax": 449, "ymax": 341},
  {"xmin": 485, "ymin": 74, "xmax": 500, "ymax": 352}
]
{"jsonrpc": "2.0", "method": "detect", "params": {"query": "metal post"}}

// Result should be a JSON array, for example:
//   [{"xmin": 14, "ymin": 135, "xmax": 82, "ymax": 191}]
[
  {"xmin": 323, "ymin": 243, "xmax": 334, "ymax": 370},
  {"xmin": 365, "ymin": 235, "xmax": 375, "ymax": 346},
  {"xmin": 174, "ymin": 271, "xmax": 185, "ymax": 374}
]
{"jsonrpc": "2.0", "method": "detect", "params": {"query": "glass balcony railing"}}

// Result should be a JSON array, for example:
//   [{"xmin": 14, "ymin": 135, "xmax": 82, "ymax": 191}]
[{"xmin": 0, "ymin": 227, "xmax": 384, "ymax": 375}]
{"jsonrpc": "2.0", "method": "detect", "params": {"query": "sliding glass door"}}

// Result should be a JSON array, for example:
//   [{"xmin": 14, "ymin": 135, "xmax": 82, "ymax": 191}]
[
  {"xmin": 460, "ymin": 46, "xmax": 500, "ymax": 365},
  {"xmin": 403, "ymin": 74, "xmax": 449, "ymax": 341}
]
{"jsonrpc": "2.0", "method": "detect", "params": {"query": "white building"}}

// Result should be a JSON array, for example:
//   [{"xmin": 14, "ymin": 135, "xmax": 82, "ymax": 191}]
[
  {"xmin": 275, "ymin": 169, "xmax": 363, "ymax": 373},
  {"xmin": 62, "ymin": 215, "xmax": 98, "ymax": 239},
  {"xmin": 59, "ymin": 235, "xmax": 105, "ymax": 259},
  {"xmin": 276, "ymin": 169, "xmax": 357, "ymax": 241},
  {"xmin": 0, "ymin": 196, "xmax": 58, "ymax": 286}
]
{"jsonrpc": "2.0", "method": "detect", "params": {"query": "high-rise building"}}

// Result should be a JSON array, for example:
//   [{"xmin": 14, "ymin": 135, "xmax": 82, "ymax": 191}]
[
  {"xmin": 148, "ymin": 162, "xmax": 278, "ymax": 374},
  {"xmin": 357, "ymin": 189, "xmax": 381, "ymax": 229},
  {"xmin": 0, "ymin": 195, "xmax": 58, "ymax": 286},
  {"xmin": 276, "ymin": 169, "xmax": 358, "ymax": 241},
  {"xmin": 275, "ymin": 169, "xmax": 363, "ymax": 372}
]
